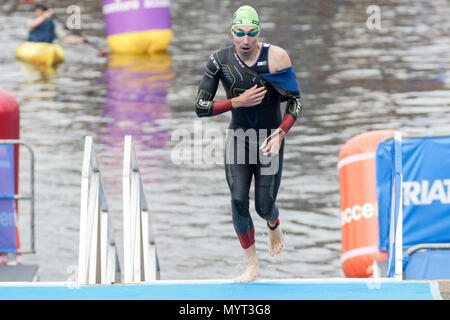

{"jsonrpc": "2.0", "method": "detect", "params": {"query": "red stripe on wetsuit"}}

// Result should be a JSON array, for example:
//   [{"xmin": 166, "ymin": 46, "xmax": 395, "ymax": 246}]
[
  {"xmin": 237, "ymin": 228, "xmax": 255, "ymax": 249},
  {"xmin": 278, "ymin": 113, "xmax": 295, "ymax": 134},
  {"xmin": 212, "ymin": 99, "xmax": 233, "ymax": 115}
]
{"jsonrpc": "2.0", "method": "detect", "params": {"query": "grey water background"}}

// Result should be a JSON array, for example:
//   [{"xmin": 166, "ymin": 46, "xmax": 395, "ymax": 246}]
[{"xmin": 0, "ymin": 0, "xmax": 449, "ymax": 281}]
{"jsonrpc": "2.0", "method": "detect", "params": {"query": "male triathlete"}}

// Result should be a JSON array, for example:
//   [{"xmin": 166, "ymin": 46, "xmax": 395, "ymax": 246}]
[{"xmin": 195, "ymin": 5, "xmax": 302, "ymax": 283}]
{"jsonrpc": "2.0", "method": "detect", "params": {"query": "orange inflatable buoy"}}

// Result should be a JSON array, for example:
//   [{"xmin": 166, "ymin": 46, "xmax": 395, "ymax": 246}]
[{"xmin": 338, "ymin": 130, "xmax": 395, "ymax": 277}]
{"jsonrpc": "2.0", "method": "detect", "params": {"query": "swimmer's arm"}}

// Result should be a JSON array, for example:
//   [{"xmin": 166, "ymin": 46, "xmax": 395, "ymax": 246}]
[
  {"xmin": 195, "ymin": 80, "xmax": 266, "ymax": 117},
  {"xmin": 269, "ymin": 46, "xmax": 302, "ymax": 134},
  {"xmin": 279, "ymin": 97, "xmax": 302, "ymax": 134},
  {"xmin": 268, "ymin": 45, "xmax": 292, "ymax": 73},
  {"xmin": 195, "ymin": 65, "xmax": 224, "ymax": 117},
  {"xmin": 195, "ymin": 53, "xmax": 234, "ymax": 117}
]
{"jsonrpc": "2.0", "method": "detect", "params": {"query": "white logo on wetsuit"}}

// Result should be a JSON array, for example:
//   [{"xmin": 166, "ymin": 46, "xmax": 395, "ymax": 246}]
[
  {"xmin": 296, "ymin": 100, "xmax": 301, "ymax": 116},
  {"xmin": 233, "ymin": 52, "xmax": 245, "ymax": 69},
  {"xmin": 209, "ymin": 54, "xmax": 220, "ymax": 71},
  {"xmin": 198, "ymin": 99, "xmax": 211, "ymax": 107}
]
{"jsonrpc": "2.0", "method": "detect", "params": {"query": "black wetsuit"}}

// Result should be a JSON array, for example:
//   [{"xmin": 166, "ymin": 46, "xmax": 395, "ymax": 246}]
[{"xmin": 195, "ymin": 43, "xmax": 299, "ymax": 249}]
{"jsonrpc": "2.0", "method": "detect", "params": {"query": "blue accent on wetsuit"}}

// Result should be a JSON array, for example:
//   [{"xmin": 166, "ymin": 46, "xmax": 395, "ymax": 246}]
[
  {"xmin": 261, "ymin": 67, "xmax": 299, "ymax": 93},
  {"xmin": 261, "ymin": 66, "xmax": 302, "ymax": 123},
  {"xmin": 27, "ymin": 18, "xmax": 56, "ymax": 43}
]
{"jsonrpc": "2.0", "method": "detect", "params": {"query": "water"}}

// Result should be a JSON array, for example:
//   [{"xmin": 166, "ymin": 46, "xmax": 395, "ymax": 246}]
[{"xmin": 0, "ymin": 0, "xmax": 449, "ymax": 281}]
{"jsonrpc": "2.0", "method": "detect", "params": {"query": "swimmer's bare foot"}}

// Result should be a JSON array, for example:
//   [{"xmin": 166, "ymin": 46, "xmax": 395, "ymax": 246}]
[
  {"xmin": 268, "ymin": 220, "xmax": 284, "ymax": 256},
  {"xmin": 234, "ymin": 264, "xmax": 261, "ymax": 283},
  {"xmin": 234, "ymin": 244, "xmax": 261, "ymax": 283}
]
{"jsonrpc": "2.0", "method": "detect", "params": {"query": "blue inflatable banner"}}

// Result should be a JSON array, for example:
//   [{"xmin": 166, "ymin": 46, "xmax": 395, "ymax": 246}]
[
  {"xmin": 0, "ymin": 144, "xmax": 17, "ymax": 253},
  {"xmin": 377, "ymin": 136, "xmax": 450, "ymax": 254}
]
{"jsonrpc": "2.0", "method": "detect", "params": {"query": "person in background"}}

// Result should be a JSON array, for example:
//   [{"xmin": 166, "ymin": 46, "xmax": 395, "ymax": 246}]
[{"xmin": 28, "ymin": 4, "xmax": 86, "ymax": 45}]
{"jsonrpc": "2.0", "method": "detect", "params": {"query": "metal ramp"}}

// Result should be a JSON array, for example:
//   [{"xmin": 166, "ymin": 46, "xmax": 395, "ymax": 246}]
[
  {"xmin": 122, "ymin": 135, "xmax": 160, "ymax": 283},
  {"xmin": 77, "ymin": 136, "xmax": 120, "ymax": 284},
  {"xmin": 77, "ymin": 135, "xmax": 159, "ymax": 285}
]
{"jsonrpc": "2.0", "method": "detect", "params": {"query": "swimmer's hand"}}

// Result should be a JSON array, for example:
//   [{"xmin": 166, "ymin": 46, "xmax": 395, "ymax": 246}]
[
  {"xmin": 260, "ymin": 128, "xmax": 286, "ymax": 156},
  {"xmin": 231, "ymin": 85, "xmax": 266, "ymax": 108}
]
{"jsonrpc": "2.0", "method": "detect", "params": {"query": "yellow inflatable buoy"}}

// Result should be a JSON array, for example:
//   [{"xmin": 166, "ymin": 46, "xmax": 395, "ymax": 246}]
[
  {"xmin": 107, "ymin": 29, "xmax": 172, "ymax": 56},
  {"xmin": 15, "ymin": 42, "xmax": 65, "ymax": 67}
]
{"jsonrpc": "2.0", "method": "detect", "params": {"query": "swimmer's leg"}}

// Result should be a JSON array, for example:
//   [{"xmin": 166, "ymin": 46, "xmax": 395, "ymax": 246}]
[
  {"xmin": 255, "ymin": 140, "xmax": 284, "ymax": 256},
  {"xmin": 255, "ymin": 194, "xmax": 284, "ymax": 256},
  {"xmin": 267, "ymin": 218, "xmax": 284, "ymax": 256},
  {"xmin": 234, "ymin": 243, "xmax": 261, "ymax": 283},
  {"xmin": 225, "ymin": 131, "xmax": 262, "ymax": 282},
  {"xmin": 225, "ymin": 155, "xmax": 261, "ymax": 282},
  {"xmin": 226, "ymin": 167, "xmax": 261, "ymax": 282}
]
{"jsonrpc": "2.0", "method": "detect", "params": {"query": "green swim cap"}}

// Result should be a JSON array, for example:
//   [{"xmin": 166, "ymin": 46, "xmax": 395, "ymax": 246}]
[{"xmin": 231, "ymin": 5, "xmax": 261, "ymax": 32}]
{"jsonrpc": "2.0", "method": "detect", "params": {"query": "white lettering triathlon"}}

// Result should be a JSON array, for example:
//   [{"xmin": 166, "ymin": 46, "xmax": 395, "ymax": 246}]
[
  {"xmin": 403, "ymin": 179, "xmax": 450, "ymax": 206},
  {"xmin": 341, "ymin": 179, "xmax": 450, "ymax": 226},
  {"xmin": 341, "ymin": 202, "xmax": 378, "ymax": 226}
]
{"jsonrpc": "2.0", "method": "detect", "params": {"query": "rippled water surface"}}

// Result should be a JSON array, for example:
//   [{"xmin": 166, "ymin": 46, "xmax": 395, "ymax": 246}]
[{"xmin": 0, "ymin": 0, "xmax": 449, "ymax": 281}]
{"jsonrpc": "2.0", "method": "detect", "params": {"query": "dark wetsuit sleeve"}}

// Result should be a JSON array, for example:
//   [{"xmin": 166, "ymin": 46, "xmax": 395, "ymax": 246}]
[
  {"xmin": 195, "ymin": 53, "xmax": 233, "ymax": 117},
  {"xmin": 279, "ymin": 96, "xmax": 302, "ymax": 133}
]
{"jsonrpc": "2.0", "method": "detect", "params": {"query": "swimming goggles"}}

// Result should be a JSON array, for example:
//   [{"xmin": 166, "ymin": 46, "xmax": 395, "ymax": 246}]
[{"xmin": 233, "ymin": 29, "xmax": 259, "ymax": 37}]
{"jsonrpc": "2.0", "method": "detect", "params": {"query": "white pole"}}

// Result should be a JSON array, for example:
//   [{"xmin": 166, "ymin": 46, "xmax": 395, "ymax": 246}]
[
  {"xmin": 78, "ymin": 137, "xmax": 92, "ymax": 285},
  {"xmin": 123, "ymin": 136, "xmax": 132, "ymax": 283},
  {"xmin": 394, "ymin": 132, "xmax": 403, "ymax": 280}
]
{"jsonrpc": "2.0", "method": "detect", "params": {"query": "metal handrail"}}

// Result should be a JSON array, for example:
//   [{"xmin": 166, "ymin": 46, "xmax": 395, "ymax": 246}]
[
  {"xmin": 0, "ymin": 139, "xmax": 35, "ymax": 254},
  {"xmin": 78, "ymin": 136, "xmax": 120, "ymax": 285},
  {"xmin": 123, "ymin": 135, "xmax": 160, "ymax": 283},
  {"xmin": 407, "ymin": 243, "xmax": 450, "ymax": 256}
]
